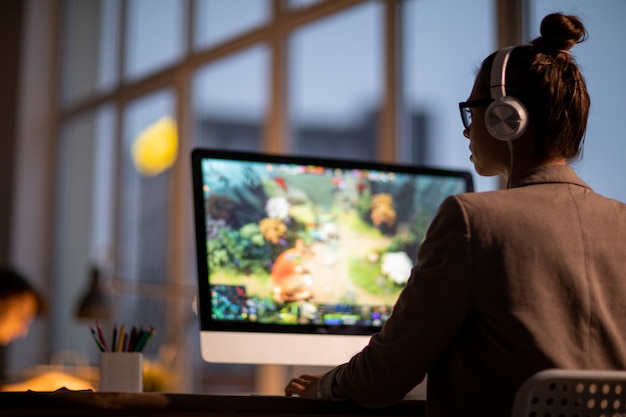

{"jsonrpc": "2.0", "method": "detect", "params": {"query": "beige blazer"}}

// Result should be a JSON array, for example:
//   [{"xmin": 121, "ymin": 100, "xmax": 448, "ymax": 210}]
[{"xmin": 320, "ymin": 164, "xmax": 626, "ymax": 417}]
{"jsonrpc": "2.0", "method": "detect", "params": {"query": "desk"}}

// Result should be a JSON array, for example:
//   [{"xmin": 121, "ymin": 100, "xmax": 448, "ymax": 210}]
[{"xmin": 0, "ymin": 391, "xmax": 425, "ymax": 417}]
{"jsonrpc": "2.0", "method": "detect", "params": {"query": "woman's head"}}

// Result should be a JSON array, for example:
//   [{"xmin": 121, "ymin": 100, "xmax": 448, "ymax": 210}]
[
  {"xmin": 474, "ymin": 13, "xmax": 590, "ymax": 162},
  {"xmin": 0, "ymin": 267, "xmax": 46, "ymax": 345}
]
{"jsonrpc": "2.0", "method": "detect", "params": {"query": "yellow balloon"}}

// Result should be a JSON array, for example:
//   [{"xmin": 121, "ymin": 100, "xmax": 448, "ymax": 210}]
[{"xmin": 131, "ymin": 116, "xmax": 178, "ymax": 176}]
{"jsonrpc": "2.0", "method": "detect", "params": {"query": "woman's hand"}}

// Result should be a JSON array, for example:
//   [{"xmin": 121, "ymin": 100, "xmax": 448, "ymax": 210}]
[{"xmin": 284, "ymin": 374, "xmax": 320, "ymax": 398}]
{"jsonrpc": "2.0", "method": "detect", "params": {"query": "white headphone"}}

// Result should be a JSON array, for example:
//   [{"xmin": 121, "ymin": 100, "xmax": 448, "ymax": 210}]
[{"xmin": 485, "ymin": 46, "xmax": 528, "ymax": 141}]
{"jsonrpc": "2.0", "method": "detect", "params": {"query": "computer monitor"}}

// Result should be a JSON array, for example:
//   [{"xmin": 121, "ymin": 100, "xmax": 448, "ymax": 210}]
[{"xmin": 191, "ymin": 148, "xmax": 473, "ymax": 366}]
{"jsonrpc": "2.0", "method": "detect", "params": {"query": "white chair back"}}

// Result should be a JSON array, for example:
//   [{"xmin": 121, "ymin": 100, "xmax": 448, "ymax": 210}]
[{"xmin": 511, "ymin": 368, "xmax": 626, "ymax": 417}]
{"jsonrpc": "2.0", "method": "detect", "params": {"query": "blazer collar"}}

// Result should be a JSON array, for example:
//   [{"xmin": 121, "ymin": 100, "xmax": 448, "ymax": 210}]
[{"xmin": 510, "ymin": 164, "xmax": 591, "ymax": 190}]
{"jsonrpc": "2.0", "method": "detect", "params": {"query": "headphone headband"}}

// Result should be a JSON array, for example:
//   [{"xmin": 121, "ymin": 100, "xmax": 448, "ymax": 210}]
[{"xmin": 490, "ymin": 46, "xmax": 515, "ymax": 99}]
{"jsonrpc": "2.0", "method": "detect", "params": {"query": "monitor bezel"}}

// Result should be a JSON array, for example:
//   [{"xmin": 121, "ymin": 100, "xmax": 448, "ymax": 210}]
[{"xmin": 191, "ymin": 147, "xmax": 474, "ymax": 337}]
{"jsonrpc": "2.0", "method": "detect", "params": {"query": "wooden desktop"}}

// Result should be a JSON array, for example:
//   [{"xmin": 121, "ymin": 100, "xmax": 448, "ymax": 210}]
[{"xmin": 0, "ymin": 390, "xmax": 425, "ymax": 417}]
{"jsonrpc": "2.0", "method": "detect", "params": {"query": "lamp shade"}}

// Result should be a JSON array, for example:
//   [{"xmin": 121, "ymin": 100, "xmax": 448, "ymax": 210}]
[{"xmin": 75, "ymin": 266, "xmax": 110, "ymax": 319}]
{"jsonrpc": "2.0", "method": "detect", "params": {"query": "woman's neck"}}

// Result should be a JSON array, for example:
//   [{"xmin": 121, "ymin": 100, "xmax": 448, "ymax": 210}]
[{"xmin": 506, "ymin": 156, "xmax": 567, "ymax": 187}]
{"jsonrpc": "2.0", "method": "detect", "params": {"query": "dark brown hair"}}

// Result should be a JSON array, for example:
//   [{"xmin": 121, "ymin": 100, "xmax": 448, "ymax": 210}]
[
  {"xmin": 478, "ymin": 13, "xmax": 590, "ymax": 161},
  {"xmin": 0, "ymin": 267, "xmax": 47, "ymax": 315}
]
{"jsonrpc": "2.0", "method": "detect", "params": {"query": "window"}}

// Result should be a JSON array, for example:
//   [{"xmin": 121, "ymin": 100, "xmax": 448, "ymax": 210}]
[
  {"xmin": 527, "ymin": 0, "xmax": 626, "ymax": 203},
  {"xmin": 194, "ymin": 0, "xmax": 271, "ymax": 50},
  {"xmin": 288, "ymin": 1, "xmax": 382, "ymax": 160},
  {"xmin": 192, "ymin": 46, "xmax": 269, "ymax": 152},
  {"xmin": 47, "ymin": 0, "xmax": 509, "ymax": 394},
  {"xmin": 402, "ymin": 0, "xmax": 496, "ymax": 192},
  {"xmin": 60, "ymin": 0, "xmax": 119, "ymax": 106},
  {"xmin": 124, "ymin": 0, "xmax": 184, "ymax": 81},
  {"xmin": 52, "ymin": 106, "xmax": 116, "ymax": 358},
  {"xmin": 118, "ymin": 90, "xmax": 176, "ymax": 293},
  {"xmin": 287, "ymin": 0, "xmax": 327, "ymax": 10}
]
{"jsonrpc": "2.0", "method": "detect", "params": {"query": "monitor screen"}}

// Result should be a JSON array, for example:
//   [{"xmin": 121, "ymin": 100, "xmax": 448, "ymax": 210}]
[{"xmin": 191, "ymin": 148, "xmax": 473, "ymax": 366}]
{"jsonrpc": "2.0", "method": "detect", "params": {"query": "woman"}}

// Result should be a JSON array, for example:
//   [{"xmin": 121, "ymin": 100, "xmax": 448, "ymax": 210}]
[
  {"xmin": 0, "ymin": 267, "xmax": 93, "ymax": 391},
  {"xmin": 284, "ymin": 13, "xmax": 626, "ymax": 417},
  {"xmin": 0, "ymin": 267, "xmax": 45, "ymax": 346}
]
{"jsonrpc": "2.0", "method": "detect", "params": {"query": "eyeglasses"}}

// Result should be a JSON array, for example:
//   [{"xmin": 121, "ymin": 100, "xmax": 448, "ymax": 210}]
[{"xmin": 458, "ymin": 98, "xmax": 494, "ymax": 130}]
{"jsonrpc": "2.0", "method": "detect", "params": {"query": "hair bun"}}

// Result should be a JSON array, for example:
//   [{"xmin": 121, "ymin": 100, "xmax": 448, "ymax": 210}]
[{"xmin": 531, "ymin": 13, "xmax": 587, "ymax": 54}]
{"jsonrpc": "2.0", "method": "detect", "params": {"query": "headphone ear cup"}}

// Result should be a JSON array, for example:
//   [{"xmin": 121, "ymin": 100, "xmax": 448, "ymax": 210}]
[{"xmin": 485, "ymin": 96, "xmax": 528, "ymax": 141}]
